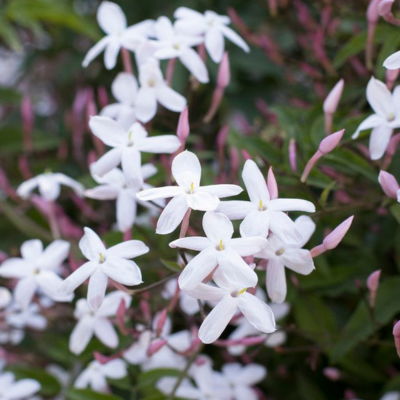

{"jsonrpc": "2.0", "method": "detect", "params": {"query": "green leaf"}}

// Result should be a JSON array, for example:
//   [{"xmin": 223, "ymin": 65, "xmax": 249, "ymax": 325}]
[
  {"xmin": 333, "ymin": 32, "xmax": 366, "ymax": 69},
  {"xmin": 160, "ymin": 259, "xmax": 182, "ymax": 273},
  {"xmin": 390, "ymin": 204, "xmax": 400, "ymax": 224},
  {"xmin": 67, "ymin": 389, "xmax": 123, "ymax": 400}
]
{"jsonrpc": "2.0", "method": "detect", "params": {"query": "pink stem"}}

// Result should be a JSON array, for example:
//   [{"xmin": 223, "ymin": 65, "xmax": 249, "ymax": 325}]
[{"xmin": 121, "ymin": 48, "xmax": 133, "ymax": 74}]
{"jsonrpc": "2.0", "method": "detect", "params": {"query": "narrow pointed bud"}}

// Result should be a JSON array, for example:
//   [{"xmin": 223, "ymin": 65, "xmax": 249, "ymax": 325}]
[
  {"xmin": 116, "ymin": 298, "xmax": 128, "ymax": 335},
  {"xmin": 177, "ymin": 107, "xmax": 190, "ymax": 145},
  {"xmin": 323, "ymin": 216, "xmax": 354, "ymax": 250},
  {"xmin": 267, "ymin": 167, "xmax": 279, "ymax": 199},
  {"xmin": 21, "ymin": 95, "xmax": 34, "ymax": 152},
  {"xmin": 378, "ymin": 0, "xmax": 394, "ymax": 15},
  {"xmin": 367, "ymin": 269, "xmax": 381, "ymax": 307},
  {"xmin": 289, "ymin": 139, "xmax": 297, "ymax": 172},
  {"xmin": 366, "ymin": 0, "xmax": 381, "ymax": 70},
  {"xmin": 393, "ymin": 320, "xmax": 400, "ymax": 357},
  {"xmin": 323, "ymin": 367, "xmax": 341, "ymax": 381},
  {"xmin": 155, "ymin": 308, "xmax": 168, "ymax": 337},
  {"xmin": 367, "ymin": 0, "xmax": 381, "ymax": 23},
  {"xmin": 217, "ymin": 52, "xmax": 230, "ymax": 88},
  {"xmin": 323, "ymin": 79, "xmax": 344, "ymax": 115},
  {"xmin": 147, "ymin": 339, "xmax": 167, "ymax": 356},
  {"xmin": 301, "ymin": 129, "xmax": 345, "ymax": 182},
  {"xmin": 386, "ymin": 68, "xmax": 399, "ymax": 90},
  {"xmin": 378, "ymin": 170, "xmax": 399, "ymax": 198}
]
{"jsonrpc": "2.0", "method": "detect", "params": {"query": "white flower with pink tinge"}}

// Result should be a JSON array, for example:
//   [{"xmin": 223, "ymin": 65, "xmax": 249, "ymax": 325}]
[
  {"xmin": 352, "ymin": 77, "xmax": 400, "ymax": 160},
  {"xmin": 69, "ymin": 291, "xmax": 131, "ymax": 355},
  {"xmin": 74, "ymin": 359, "xmax": 127, "ymax": 392},
  {"xmin": 137, "ymin": 151, "xmax": 243, "ymax": 234},
  {"xmin": 257, "ymin": 216, "xmax": 316, "ymax": 303},
  {"xmin": 184, "ymin": 271, "xmax": 276, "ymax": 344},
  {"xmin": 82, "ymin": 1, "xmax": 154, "ymax": 70},
  {"xmin": 0, "ymin": 372, "xmax": 40, "ymax": 400},
  {"xmin": 89, "ymin": 116, "xmax": 181, "ymax": 180},
  {"xmin": 170, "ymin": 211, "xmax": 265, "ymax": 291},
  {"xmin": 218, "ymin": 159, "xmax": 315, "ymax": 242},
  {"xmin": 61, "ymin": 227, "xmax": 148, "ymax": 310},
  {"xmin": 174, "ymin": 7, "xmax": 249, "ymax": 63},
  {"xmin": 0, "ymin": 239, "xmax": 72, "ymax": 309}
]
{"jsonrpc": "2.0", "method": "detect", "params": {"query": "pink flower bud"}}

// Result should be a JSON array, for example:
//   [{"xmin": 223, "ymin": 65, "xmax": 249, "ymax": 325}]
[
  {"xmin": 386, "ymin": 67, "xmax": 399, "ymax": 91},
  {"xmin": 393, "ymin": 320, "xmax": 400, "ymax": 357},
  {"xmin": 177, "ymin": 107, "xmax": 190, "ymax": 144},
  {"xmin": 367, "ymin": 269, "xmax": 381, "ymax": 307},
  {"xmin": 116, "ymin": 298, "xmax": 128, "ymax": 335},
  {"xmin": 217, "ymin": 125, "xmax": 229, "ymax": 155},
  {"xmin": 267, "ymin": 167, "xmax": 278, "ymax": 199},
  {"xmin": 289, "ymin": 139, "xmax": 297, "ymax": 172},
  {"xmin": 323, "ymin": 367, "xmax": 341, "ymax": 381},
  {"xmin": 378, "ymin": 0, "xmax": 394, "ymax": 16},
  {"xmin": 367, "ymin": 0, "xmax": 382, "ymax": 23},
  {"xmin": 94, "ymin": 352, "xmax": 116, "ymax": 364},
  {"xmin": 319, "ymin": 129, "xmax": 345, "ymax": 154},
  {"xmin": 323, "ymin": 216, "xmax": 354, "ymax": 250},
  {"xmin": 217, "ymin": 52, "xmax": 230, "ymax": 88},
  {"xmin": 323, "ymin": 79, "xmax": 344, "ymax": 114},
  {"xmin": 378, "ymin": 170, "xmax": 399, "ymax": 199},
  {"xmin": 147, "ymin": 339, "xmax": 167, "ymax": 356},
  {"xmin": 155, "ymin": 308, "xmax": 168, "ymax": 337}
]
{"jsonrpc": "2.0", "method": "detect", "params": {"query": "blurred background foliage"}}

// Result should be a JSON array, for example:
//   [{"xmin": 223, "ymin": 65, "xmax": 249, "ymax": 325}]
[{"xmin": 1, "ymin": 0, "xmax": 400, "ymax": 399}]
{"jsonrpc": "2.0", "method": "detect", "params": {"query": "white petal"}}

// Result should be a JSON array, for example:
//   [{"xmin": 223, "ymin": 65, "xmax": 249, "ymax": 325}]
[
  {"xmin": 107, "ymin": 240, "xmax": 149, "ymax": 259},
  {"xmin": 294, "ymin": 215, "xmax": 315, "ymax": 247},
  {"xmin": 121, "ymin": 147, "xmax": 142, "ymax": 183},
  {"xmin": 205, "ymin": 28, "xmax": 225, "ymax": 63},
  {"xmin": 87, "ymin": 270, "xmax": 108, "ymax": 310},
  {"xmin": 369, "ymin": 124, "xmax": 393, "ymax": 160},
  {"xmin": 21, "ymin": 239, "xmax": 43, "ymax": 260},
  {"xmin": 156, "ymin": 195, "xmax": 189, "ymax": 234},
  {"xmin": 85, "ymin": 185, "xmax": 119, "ymax": 200},
  {"xmin": 14, "ymin": 278, "xmax": 37, "ymax": 309},
  {"xmin": 89, "ymin": 115, "xmax": 126, "ymax": 147},
  {"xmin": 103, "ymin": 257, "xmax": 142, "ymax": 286},
  {"xmin": 239, "ymin": 210, "xmax": 269, "ymax": 237},
  {"xmin": 178, "ymin": 248, "xmax": 217, "ymax": 290},
  {"xmin": 135, "ymin": 87, "xmax": 157, "ymax": 123},
  {"xmin": 7, "ymin": 379, "xmax": 41, "ymax": 399},
  {"xmin": 242, "ymin": 159, "xmax": 270, "ymax": 204},
  {"xmin": 269, "ymin": 198, "xmax": 315, "ymax": 213},
  {"xmin": 172, "ymin": 150, "xmax": 201, "ymax": 189},
  {"xmin": 0, "ymin": 259, "xmax": 32, "ymax": 278},
  {"xmin": 202, "ymin": 211, "xmax": 233, "ymax": 243},
  {"xmin": 16, "ymin": 177, "xmax": 39, "ymax": 199},
  {"xmin": 91, "ymin": 148, "xmax": 123, "ymax": 177},
  {"xmin": 183, "ymin": 283, "xmax": 225, "ymax": 302},
  {"xmin": 94, "ymin": 319, "xmax": 118, "ymax": 348},
  {"xmin": 199, "ymin": 184, "xmax": 243, "ymax": 199},
  {"xmin": 187, "ymin": 191, "xmax": 220, "ymax": 211},
  {"xmin": 384, "ymin": 50, "xmax": 400, "ymax": 70},
  {"xmin": 156, "ymin": 85, "xmax": 186, "ymax": 112},
  {"xmin": 102, "ymin": 359, "xmax": 127, "ymax": 378},
  {"xmin": 37, "ymin": 272, "xmax": 72, "ymax": 302},
  {"xmin": 169, "ymin": 236, "xmax": 211, "ymax": 251},
  {"xmin": 54, "ymin": 173, "xmax": 84, "ymax": 196},
  {"xmin": 217, "ymin": 200, "xmax": 254, "ymax": 219},
  {"xmin": 269, "ymin": 211, "xmax": 302, "ymax": 244},
  {"xmin": 80, "ymin": 227, "xmax": 106, "ymax": 260},
  {"xmin": 229, "ymin": 237, "xmax": 267, "ymax": 256},
  {"xmin": 366, "ymin": 76, "xmax": 395, "ymax": 118},
  {"xmin": 112, "ymin": 72, "xmax": 138, "ymax": 104},
  {"xmin": 82, "ymin": 37, "xmax": 110, "ymax": 67},
  {"xmin": 198, "ymin": 295, "xmax": 238, "ymax": 343},
  {"xmin": 69, "ymin": 317, "xmax": 94, "ymax": 354},
  {"xmin": 238, "ymin": 292, "xmax": 276, "ymax": 333},
  {"xmin": 38, "ymin": 175, "xmax": 60, "ymax": 201},
  {"xmin": 137, "ymin": 186, "xmax": 183, "ymax": 201},
  {"xmin": 104, "ymin": 38, "xmax": 121, "ymax": 70},
  {"xmin": 154, "ymin": 16, "xmax": 174, "ymax": 40},
  {"xmin": 282, "ymin": 249, "xmax": 314, "ymax": 275},
  {"xmin": 174, "ymin": 7, "xmax": 204, "ymax": 21},
  {"xmin": 40, "ymin": 239, "xmax": 70, "ymax": 269},
  {"xmin": 137, "ymin": 135, "xmax": 181, "ymax": 153},
  {"xmin": 97, "ymin": 1, "xmax": 126, "ymax": 34},
  {"xmin": 220, "ymin": 25, "xmax": 249, "ymax": 52},
  {"xmin": 352, "ymin": 114, "xmax": 382, "ymax": 138},
  {"xmin": 62, "ymin": 262, "xmax": 96, "ymax": 293},
  {"xmin": 180, "ymin": 48, "xmax": 209, "ymax": 83},
  {"xmin": 266, "ymin": 259, "xmax": 287, "ymax": 303}
]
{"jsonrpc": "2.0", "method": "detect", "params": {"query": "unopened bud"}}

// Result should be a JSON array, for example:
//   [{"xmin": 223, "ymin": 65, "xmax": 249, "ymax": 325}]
[
  {"xmin": 367, "ymin": 269, "xmax": 381, "ymax": 307},
  {"xmin": 177, "ymin": 107, "xmax": 190, "ymax": 144},
  {"xmin": 155, "ymin": 308, "xmax": 168, "ymax": 337},
  {"xmin": 378, "ymin": 0, "xmax": 394, "ymax": 16},
  {"xmin": 147, "ymin": 339, "xmax": 167, "ymax": 356},
  {"xmin": 323, "ymin": 367, "xmax": 341, "ymax": 381},
  {"xmin": 217, "ymin": 52, "xmax": 230, "ymax": 88},
  {"xmin": 323, "ymin": 79, "xmax": 344, "ymax": 114},
  {"xmin": 319, "ymin": 129, "xmax": 345, "ymax": 154},
  {"xmin": 267, "ymin": 167, "xmax": 278, "ymax": 199},
  {"xmin": 367, "ymin": 0, "xmax": 382, "ymax": 23},
  {"xmin": 323, "ymin": 215, "xmax": 354, "ymax": 250},
  {"xmin": 393, "ymin": 320, "xmax": 400, "ymax": 357},
  {"xmin": 378, "ymin": 170, "xmax": 399, "ymax": 199}
]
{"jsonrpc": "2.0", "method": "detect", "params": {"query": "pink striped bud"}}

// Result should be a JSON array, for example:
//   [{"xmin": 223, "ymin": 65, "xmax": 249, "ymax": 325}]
[
  {"xmin": 323, "ymin": 367, "xmax": 341, "ymax": 381},
  {"xmin": 393, "ymin": 320, "xmax": 400, "ymax": 357},
  {"xmin": 367, "ymin": 269, "xmax": 381, "ymax": 307},
  {"xmin": 319, "ymin": 129, "xmax": 345, "ymax": 154},
  {"xmin": 147, "ymin": 339, "xmax": 167, "ymax": 357},
  {"xmin": 323, "ymin": 79, "xmax": 344, "ymax": 115},
  {"xmin": 217, "ymin": 52, "xmax": 230, "ymax": 88},
  {"xmin": 378, "ymin": 170, "xmax": 399, "ymax": 199},
  {"xmin": 267, "ymin": 167, "xmax": 278, "ymax": 199},
  {"xmin": 177, "ymin": 107, "xmax": 190, "ymax": 144}
]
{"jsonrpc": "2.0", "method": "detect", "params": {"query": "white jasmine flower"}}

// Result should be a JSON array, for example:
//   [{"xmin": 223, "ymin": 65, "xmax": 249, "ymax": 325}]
[
  {"xmin": 218, "ymin": 159, "xmax": 315, "ymax": 242},
  {"xmin": 82, "ymin": 1, "xmax": 154, "ymax": 69},
  {"xmin": 257, "ymin": 216, "xmax": 315, "ymax": 303},
  {"xmin": 0, "ymin": 372, "xmax": 40, "ymax": 400},
  {"xmin": 69, "ymin": 290, "xmax": 131, "ymax": 355},
  {"xmin": 137, "ymin": 151, "xmax": 243, "ymax": 234},
  {"xmin": 170, "ymin": 211, "xmax": 264, "ymax": 290},
  {"xmin": 384, "ymin": 50, "xmax": 400, "ymax": 70},
  {"xmin": 74, "ymin": 359, "xmax": 127, "ymax": 392},
  {"xmin": 85, "ymin": 164, "xmax": 160, "ymax": 232},
  {"xmin": 352, "ymin": 77, "xmax": 400, "ymax": 160},
  {"xmin": 174, "ymin": 7, "xmax": 249, "ymax": 63},
  {"xmin": 221, "ymin": 363, "xmax": 266, "ymax": 400},
  {"xmin": 185, "ymin": 272, "xmax": 276, "ymax": 344},
  {"xmin": 135, "ymin": 58, "xmax": 186, "ymax": 122},
  {"xmin": 153, "ymin": 16, "xmax": 208, "ymax": 83},
  {"xmin": 17, "ymin": 172, "xmax": 84, "ymax": 201},
  {"xmin": 100, "ymin": 72, "xmax": 139, "ymax": 129},
  {"xmin": 0, "ymin": 287, "xmax": 12, "ymax": 309},
  {"xmin": 61, "ymin": 227, "xmax": 148, "ymax": 310},
  {"xmin": 0, "ymin": 239, "xmax": 71, "ymax": 309},
  {"xmin": 89, "ymin": 116, "xmax": 180, "ymax": 178}
]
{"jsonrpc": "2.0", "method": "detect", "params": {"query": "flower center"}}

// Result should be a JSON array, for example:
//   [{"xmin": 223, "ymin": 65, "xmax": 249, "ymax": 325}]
[
  {"xmin": 173, "ymin": 42, "xmax": 181, "ymax": 50},
  {"xmin": 217, "ymin": 239, "xmax": 225, "ymax": 251},
  {"xmin": 232, "ymin": 288, "xmax": 247, "ymax": 297},
  {"xmin": 258, "ymin": 199, "xmax": 267, "ymax": 211},
  {"xmin": 275, "ymin": 248, "xmax": 285, "ymax": 256},
  {"xmin": 187, "ymin": 182, "xmax": 195, "ymax": 194},
  {"xmin": 98, "ymin": 253, "xmax": 106, "ymax": 263},
  {"xmin": 147, "ymin": 77, "xmax": 156, "ymax": 87},
  {"xmin": 387, "ymin": 112, "xmax": 395, "ymax": 122},
  {"xmin": 127, "ymin": 131, "xmax": 134, "ymax": 146}
]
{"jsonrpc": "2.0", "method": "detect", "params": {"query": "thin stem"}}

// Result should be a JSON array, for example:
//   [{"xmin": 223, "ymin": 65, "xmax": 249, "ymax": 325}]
[
  {"xmin": 179, "ymin": 208, "xmax": 192, "ymax": 238},
  {"xmin": 121, "ymin": 47, "xmax": 133, "ymax": 74},
  {"xmin": 131, "ymin": 273, "xmax": 179, "ymax": 295},
  {"xmin": 47, "ymin": 201, "xmax": 61, "ymax": 239}
]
